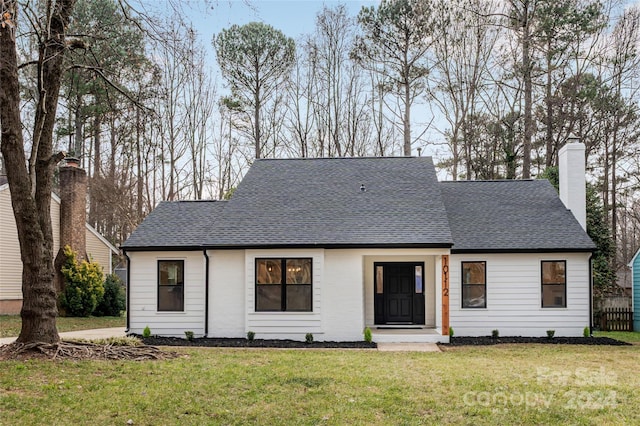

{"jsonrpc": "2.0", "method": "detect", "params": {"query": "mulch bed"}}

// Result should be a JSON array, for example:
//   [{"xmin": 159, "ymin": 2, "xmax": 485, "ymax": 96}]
[
  {"xmin": 444, "ymin": 336, "xmax": 631, "ymax": 346},
  {"xmin": 138, "ymin": 336, "xmax": 377, "ymax": 349},
  {"xmin": 139, "ymin": 335, "xmax": 632, "ymax": 349}
]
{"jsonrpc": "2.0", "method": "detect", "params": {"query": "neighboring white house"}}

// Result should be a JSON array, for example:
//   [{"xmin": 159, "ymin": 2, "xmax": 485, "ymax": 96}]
[
  {"xmin": 122, "ymin": 143, "xmax": 595, "ymax": 343},
  {"xmin": 0, "ymin": 172, "xmax": 119, "ymax": 314}
]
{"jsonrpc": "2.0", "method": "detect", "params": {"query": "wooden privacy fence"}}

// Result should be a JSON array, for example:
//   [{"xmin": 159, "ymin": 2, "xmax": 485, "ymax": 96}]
[{"xmin": 595, "ymin": 308, "xmax": 634, "ymax": 332}]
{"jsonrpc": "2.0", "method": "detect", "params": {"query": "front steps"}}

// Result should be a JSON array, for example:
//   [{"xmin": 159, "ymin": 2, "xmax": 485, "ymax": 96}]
[{"xmin": 371, "ymin": 327, "xmax": 449, "ymax": 344}]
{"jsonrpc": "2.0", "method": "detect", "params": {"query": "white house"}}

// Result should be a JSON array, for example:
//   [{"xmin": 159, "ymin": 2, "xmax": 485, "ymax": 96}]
[{"xmin": 122, "ymin": 142, "xmax": 595, "ymax": 343}]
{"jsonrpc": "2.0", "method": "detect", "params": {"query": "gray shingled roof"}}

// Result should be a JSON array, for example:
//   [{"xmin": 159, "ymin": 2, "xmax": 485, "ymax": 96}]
[
  {"xmin": 439, "ymin": 180, "xmax": 595, "ymax": 252},
  {"xmin": 204, "ymin": 157, "xmax": 453, "ymax": 248},
  {"xmin": 122, "ymin": 158, "xmax": 595, "ymax": 253},
  {"xmin": 122, "ymin": 201, "xmax": 226, "ymax": 248}
]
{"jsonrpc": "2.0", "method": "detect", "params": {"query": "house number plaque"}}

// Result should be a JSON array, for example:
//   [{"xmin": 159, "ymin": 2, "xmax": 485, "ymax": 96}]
[{"xmin": 442, "ymin": 255, "xmax": 450, "ymax": 336}]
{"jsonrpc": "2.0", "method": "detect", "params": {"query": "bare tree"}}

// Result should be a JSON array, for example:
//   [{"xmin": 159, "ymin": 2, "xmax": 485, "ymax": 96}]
[
  {"xmin": 430, "ymin": 0, "xmax": 500, "ymax": 179},
  {"xmin": 353, "ymin": 0, "xmax": 437, "ymax": 156},
  {"xmin": 0, "ymin": 0, "xmax": 77, "ymax": 343}
]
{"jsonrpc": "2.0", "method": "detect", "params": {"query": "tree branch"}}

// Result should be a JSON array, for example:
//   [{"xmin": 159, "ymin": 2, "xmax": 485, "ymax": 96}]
[{"xmin": 66, "ymin": 64, "xmax": 154, "ymax": 113}]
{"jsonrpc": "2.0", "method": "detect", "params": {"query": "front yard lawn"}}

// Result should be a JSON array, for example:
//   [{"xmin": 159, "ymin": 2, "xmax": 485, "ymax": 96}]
[
  {"xmin": 1, "ymin": 344, "xmax": 638, "ymax": 425},
  {"xmin": 0, "ymin": 315, "xmax": 124, "ymax": 338},
  {"xmin": 594, "ymin": 330, "xmax": 640, "ymax": 343}
]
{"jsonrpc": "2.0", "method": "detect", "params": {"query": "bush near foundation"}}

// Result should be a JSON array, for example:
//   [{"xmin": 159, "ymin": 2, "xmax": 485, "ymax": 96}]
[
  {"xmin": 94, "ymin": 274, "xmax": 125, "ymax": 317},
  {"xmin": 59, "ymin": 246, "xmax": 105, "ymax": 317}
]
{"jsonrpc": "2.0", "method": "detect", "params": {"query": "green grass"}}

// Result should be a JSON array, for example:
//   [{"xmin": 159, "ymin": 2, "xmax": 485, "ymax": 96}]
[
  {"xmin": 594, "ymin": 330, "xmax": 640, "ymax": 343},
  {"xmin": 0, "ymin": 315, "xmax": 124, "ymax": 338},
  {"xmin": 1, "ymin": 344, "xmax": 639, "ymax": 425}
]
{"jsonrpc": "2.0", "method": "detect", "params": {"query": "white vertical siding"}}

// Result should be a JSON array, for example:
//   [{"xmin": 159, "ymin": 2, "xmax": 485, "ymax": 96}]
[
  {"xmin": 208, "ymin": 250, "xmax": 245, "ymax": 337},
  {"xmin": 449, "ymin": 253, "xmax": 591, "ymax": 337},
  {"xmin": 128, "ymin": 251, "xmax": 206, "ymax": 337},
  {"xmin": 244, "ymin": 249, "xmax": 324, "ymax": 340}
]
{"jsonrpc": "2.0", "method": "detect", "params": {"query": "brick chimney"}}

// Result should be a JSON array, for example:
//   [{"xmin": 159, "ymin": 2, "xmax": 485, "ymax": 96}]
[
  {"xmin": 558, "ymin": 136, "xmax": 587, "ymax": 231},
  {"xmin": 59, "ymin": 157, "xmax": 87, "ymax": 260}
]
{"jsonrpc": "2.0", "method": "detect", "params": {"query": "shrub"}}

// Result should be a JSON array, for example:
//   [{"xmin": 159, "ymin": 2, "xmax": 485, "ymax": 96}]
[
  {"xmin": 583, "ymin": 326, "xmax": 590, "ymax": 338},
  {"xmin": 247, "ymin": 331, "xmax": 255, "ymax": 341},
  {"xmin": 143, "ymin": 326, "xmax": 151, "ymax": 338},
  {"xmin": 94, "ymin": 274, "xmax": 125, "ymax": 317},
  {"xmin": 363, "ymin": 327, "xmax": 372, "ymax": 343},
  {"xmin": 185, "ymin": 331, "xmax": 194, "ymax": 341},
  {"xmin": 448, "ymin": 327, "xmax": 454, "ymax": 338},
  {"xmin": 305, "ymin": 333, "xmax": 314, "ymax": 344},
  {"xmin": 546, "ymin": 330, "xmax": 555, "ymax": 339},
  {"xmin": 59, "ymin": 246, "xmax": 105, "ymax": 317},
  {"xmin": 491, "ymin": 329, "xmax": 499, "ymax": 339}
]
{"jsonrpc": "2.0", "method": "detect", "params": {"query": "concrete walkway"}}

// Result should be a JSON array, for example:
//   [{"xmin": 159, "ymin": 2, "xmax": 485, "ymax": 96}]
[{"xmin": 0, "ymin": 327, "xmax": 126, "ymax": 345}]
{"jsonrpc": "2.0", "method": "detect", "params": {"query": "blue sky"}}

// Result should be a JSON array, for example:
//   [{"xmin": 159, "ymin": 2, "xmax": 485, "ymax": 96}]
[
  {"xmin": 177, "ymin": 2, "xmax": 379, "ymax": 84},
  {"xmin": 186, "ymin": 0, "xmax": 378, "ymax": 43}
]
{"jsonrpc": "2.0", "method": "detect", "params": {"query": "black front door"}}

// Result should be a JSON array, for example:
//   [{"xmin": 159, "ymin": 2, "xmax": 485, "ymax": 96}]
[
  {"xmin": 374, "ymin": 262, "xmax": 425, "ymax": 325},
  {"xmin": 385, "ymin": 264, "xmax": 414, "ymax": 322}
]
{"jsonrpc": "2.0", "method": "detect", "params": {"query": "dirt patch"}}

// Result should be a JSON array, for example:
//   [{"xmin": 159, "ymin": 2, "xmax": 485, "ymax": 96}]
[
  {"xmin": 443, "ymin": 336, "xmax": 630, "ymax": 346},
  {"xmin": 138, "ymin": 335, "xmax": 377, "ymax": 349}
]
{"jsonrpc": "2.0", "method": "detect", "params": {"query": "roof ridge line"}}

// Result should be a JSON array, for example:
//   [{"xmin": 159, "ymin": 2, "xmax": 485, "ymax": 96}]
[
  {"xmin": 440, "ymin": 179, "xmax": 537, "ymax": 183},
  {"xmin": 255, "ymin": 156, "xmax": 432, "ymax": 161}
]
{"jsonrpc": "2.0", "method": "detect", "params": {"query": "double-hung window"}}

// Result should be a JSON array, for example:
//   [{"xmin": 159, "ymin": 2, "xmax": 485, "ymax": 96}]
[
  {"xmin": 462, "ymin": 261, "xmax": 486, "ymax": 308},
  {"xmin": 541, "ymin": 261, "xmax": 566, "ymax": 308},
  {"xmin": 256, "ymin": 258, "xmax": 312, "ymax": 311},
  {"xmin": 158, "ymin": 260, "xmax": 184, "ymax": 311}
]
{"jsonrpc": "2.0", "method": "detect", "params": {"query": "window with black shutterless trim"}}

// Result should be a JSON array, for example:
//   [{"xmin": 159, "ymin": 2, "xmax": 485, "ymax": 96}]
[
  {"xmin": 462, "ymin": 261, "xmax": 486, "ymax": 308},
  {"xmin": 255, "ymin": 258, "xmax": 312, "ymax": 311},
  {"xmin": 541, "ymin": 260, "xmax": 566, "ymax": 308},
  {"xmin": 158, "ymin": 260, "xmax": 184, "ymax": 311}
]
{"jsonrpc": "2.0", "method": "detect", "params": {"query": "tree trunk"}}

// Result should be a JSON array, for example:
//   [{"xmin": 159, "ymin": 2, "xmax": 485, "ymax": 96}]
[
  {"xmin": 0, "ymin": 0, "xmax": 77, "ymax": 344},
  {"xmin": 136, "ymin": 106, "xmax": 144, "ymax": 221},
  {"xmin": 74, "ymin": 92, "xmax": 83, "ymax": 158},
  {"xmin": 89, "ymin": 113, "xmax": 101, "ymax": 226},
  {"xmin": 254, "ymin": 87, "xmax": 261, "ymax": 159},
  {"xmin": 403, "ymin": 77, "xmax": 412, "ymax": 156},
  {"xmin": 522, "ymin": 4, "xmax": 533, "ymax": 179},
  {"xmin": 545, "ymin": 39, "xmax": 554, "ymax": 168}
]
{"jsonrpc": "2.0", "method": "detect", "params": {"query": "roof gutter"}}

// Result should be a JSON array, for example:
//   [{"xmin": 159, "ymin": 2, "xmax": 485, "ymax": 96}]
[
  {"xmin": 203, "ymin": 249, "xmax": 210, "ymax": 337},
  {"xmin": 589, "ymin": 253, "xmax": 594, "ymax": 336},
  {"xmin": 124, "ymin": 250, "xmax": 130, "ymax": 333},
  {"xmin": 122, "ymin": 242, "xmax": 454, "ymax": 251},
  {"xmin": 451, "ymin": 247, "xmax": 596, "ymax": 254}
]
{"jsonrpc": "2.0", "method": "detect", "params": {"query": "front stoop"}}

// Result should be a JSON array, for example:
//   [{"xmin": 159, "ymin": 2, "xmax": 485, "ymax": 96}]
[
  {"xmin": 377, "ymin": 342, "xmax": 441, "ymax": 352},
  {"xmin": 371, "ymin": 328, "xmax": 449, "ymax": 344}
]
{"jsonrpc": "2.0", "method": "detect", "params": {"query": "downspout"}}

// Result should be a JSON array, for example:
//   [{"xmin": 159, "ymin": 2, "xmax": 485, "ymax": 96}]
[
  {"xmin": 589, "ymin": 253, "xmax": 594, "ymax": 336},
  {"xmin": 203, "ymin": 249, "xmax": 210, "ymax": 337},
  {"xmin": 124, "ymin": 251, "xmax": 131, "ymax": 333}
]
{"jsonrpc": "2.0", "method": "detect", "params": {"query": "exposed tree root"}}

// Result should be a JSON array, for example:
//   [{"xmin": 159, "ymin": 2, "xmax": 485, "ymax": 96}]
[{"xmin": 0, "ymin": 340, "xmax": 180, "ymax": 361}]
